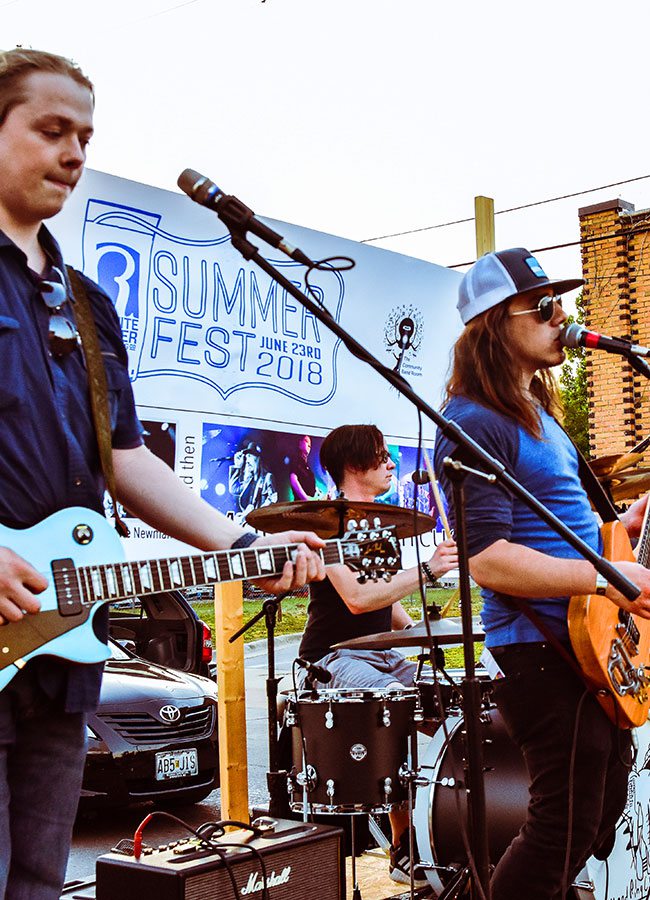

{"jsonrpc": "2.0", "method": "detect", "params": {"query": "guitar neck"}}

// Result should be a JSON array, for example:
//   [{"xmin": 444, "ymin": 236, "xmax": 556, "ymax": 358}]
[
  {"xmin": 636, "ymin": 500, "xmax": 650, "ymax": 569},
  {"xmin": 72, "ymin": 541, "xmax": 344, "ymax": 607}
]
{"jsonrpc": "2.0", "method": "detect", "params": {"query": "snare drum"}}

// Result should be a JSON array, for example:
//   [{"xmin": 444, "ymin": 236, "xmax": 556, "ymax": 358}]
[{"xmin": 285, "ymin": 688, "xmax": 418, "ymax": 814}]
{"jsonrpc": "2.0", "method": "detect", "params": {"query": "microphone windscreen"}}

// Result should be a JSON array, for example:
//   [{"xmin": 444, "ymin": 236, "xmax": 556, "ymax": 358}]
[
  {"xmin": 177, "ymin": 168, "xmax": 203, "ymax": 196},
  {"xmin": 560, "ymin": 323, "xmax": 584, "ymax": 349}
]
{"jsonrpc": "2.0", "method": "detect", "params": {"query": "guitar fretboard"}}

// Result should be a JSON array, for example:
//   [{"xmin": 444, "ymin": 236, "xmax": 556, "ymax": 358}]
[{"xmin": 53, "ymin": 541, "xmax": 348, "ymax": 608}]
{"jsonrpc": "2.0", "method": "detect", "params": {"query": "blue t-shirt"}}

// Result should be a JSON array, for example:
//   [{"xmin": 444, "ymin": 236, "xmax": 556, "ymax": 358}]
[{"xmin": 434, "ymin": 396, "xmax": 602, "ymax": 646}]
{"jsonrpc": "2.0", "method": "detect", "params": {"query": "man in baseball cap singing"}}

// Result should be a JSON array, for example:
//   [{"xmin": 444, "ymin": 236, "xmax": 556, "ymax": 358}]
[{"xmin": 435, "ymin": 248, "xmax": 650, "ymax": 898}]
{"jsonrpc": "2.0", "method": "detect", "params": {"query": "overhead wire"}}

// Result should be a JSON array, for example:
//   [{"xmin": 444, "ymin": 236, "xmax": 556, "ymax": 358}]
[{"xmin": 359, "ymin": 174, "xmax": 650, "ymax": 245}]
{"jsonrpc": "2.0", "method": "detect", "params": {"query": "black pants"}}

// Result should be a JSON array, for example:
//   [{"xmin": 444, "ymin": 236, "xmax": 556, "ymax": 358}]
[{"xmin": 489, "ymin": 642, "xmax": 632, "ymax": 900}]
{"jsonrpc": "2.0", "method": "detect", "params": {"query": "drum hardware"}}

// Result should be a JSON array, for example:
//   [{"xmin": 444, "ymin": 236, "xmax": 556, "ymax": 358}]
[
  {"xmin": 229, "ymin": 590, "xmax": 291, "ymax": 817},
  {"xmin": 293, "ymin": 765, "xmax": 317, "ymax": 793},
  {"xmin": 437, "ymin": 457, "xmax": 495, "ymax": 899}
]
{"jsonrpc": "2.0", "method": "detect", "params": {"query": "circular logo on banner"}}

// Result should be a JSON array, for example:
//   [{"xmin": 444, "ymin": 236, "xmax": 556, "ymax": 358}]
[
  {"xmin": 383, "ymin": 304, "xmax": 424, "ymax": 378},
  {"xmin": 350, "ymin": 743, "xmax": 368, "ymax": 762}
]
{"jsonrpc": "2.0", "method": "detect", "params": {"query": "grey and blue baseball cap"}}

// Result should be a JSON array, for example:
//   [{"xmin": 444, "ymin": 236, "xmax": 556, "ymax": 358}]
[{"xmin": 457, "ymin": 248, "xmax": 584, "ymax": 325}]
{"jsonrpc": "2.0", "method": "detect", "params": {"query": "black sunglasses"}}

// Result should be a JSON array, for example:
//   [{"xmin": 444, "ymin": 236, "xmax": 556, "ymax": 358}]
[
  {"xmin": 509, "ymin": 294, "xmax": 563, "ymax": 323},
  {"xmin": 39, "ymin": 267, "xmax": 80, "ymax": 358}
]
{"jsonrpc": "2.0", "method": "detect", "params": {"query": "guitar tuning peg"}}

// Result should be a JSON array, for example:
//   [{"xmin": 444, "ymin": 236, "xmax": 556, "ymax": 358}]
[
  {"xmin": 348, "ymin": 519, "xmax": 358, "ymax": 530},
  {"xmin": 357, "ymin": 574, "xmax": 367, "ymax": 584},
  {"xmin": 382, "ymin": 572, "xmax": 392, "ymax": 582},
  {"xmin": 360, "ymin": 518, "xmax": 369, "ymax": 529},
  {"xmin": 373, "ymin": 517, "xmax": 381, "ymax": 527}
]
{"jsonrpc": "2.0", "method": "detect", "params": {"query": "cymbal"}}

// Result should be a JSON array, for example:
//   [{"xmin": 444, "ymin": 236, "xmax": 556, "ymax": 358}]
[
  {"xmin": 609, "ymin": 470, "xmax": 650, "ymax": 503},
  {"xmin": 332, "ymin": 616, "xmax": 485, "ymax": 650},
  {"xmin": 246, "ymin": 499, "xmax": 436, "ymax": 540},
  {"xmin": 590, "ymin": 451, "xmax": 646, "ymax": 478}
]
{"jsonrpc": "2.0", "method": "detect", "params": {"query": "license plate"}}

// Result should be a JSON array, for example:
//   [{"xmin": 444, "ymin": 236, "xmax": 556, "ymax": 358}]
[{"xmin": 155, "ymin": 748, "xmax": 199, "ymax": 781}]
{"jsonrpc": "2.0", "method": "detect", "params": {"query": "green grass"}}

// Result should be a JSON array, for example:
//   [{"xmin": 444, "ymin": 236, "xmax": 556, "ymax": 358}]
[{"xmin": 194, "ymin": 586, "xmax": 484, "ymax": 668}]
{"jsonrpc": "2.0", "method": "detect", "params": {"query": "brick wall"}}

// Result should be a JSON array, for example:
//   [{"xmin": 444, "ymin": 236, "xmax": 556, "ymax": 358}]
[{"xmin": 578, "ymin": 198, "xmax": 650, "ymax": 457}]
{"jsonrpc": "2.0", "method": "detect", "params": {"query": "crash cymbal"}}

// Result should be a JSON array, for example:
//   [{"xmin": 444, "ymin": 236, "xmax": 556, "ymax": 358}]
[
  {"xmin": 609, "ymin": 470, "xmax": 650, "ymax": 503},
  {"xmin": 246, "ymin": 499, "xmax": 436, "ymax": 540},
  {"xmin": 590, "ymin": 451, "xmax": 646, "ymax": 478},
  {"xmin": 332, "ymin": 615, "xmax": 485, "ymax": 650}
]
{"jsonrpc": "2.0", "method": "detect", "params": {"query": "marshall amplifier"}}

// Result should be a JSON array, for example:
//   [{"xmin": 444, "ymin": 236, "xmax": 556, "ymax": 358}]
[{"xmin": 96, "ymin": 818, "xmax": 344, "ymax": 900}]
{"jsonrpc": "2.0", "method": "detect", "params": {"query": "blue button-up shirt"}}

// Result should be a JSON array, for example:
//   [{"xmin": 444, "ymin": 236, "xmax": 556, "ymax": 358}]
[{"xmin": 0, "ymin": 226, "xmax": 143, "ymax": 711}]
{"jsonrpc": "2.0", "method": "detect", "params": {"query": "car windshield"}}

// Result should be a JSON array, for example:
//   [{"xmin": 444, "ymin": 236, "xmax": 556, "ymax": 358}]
[{"xmin": 109, "ymin": 639, "xmax": 133, "ymax": 661}]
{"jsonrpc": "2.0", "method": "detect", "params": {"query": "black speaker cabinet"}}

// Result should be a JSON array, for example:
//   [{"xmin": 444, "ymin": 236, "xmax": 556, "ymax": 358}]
[{"xmin": 96, "ymin": 819, "xmax": 344, "ymax": 900}]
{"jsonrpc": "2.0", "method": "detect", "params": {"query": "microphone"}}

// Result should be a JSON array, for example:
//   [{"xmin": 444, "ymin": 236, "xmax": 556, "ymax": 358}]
[
  {"xmin": 295, "ymin": 657, "xmax": 332, "ymax": 684},
  {"xmin": 560, "ymin": 322, "xmax": 650, "ymax": 358},
  {"xmin": 177, "ymin": 169, "xmax": 314, "ymax": 267},
  {"xmin": 411, "ymin": 469, "xmax": 430, "ymax": 485}
]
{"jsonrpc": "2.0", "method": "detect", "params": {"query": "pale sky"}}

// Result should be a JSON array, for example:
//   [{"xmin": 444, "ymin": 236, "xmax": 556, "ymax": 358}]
[{"xmin": 4, "ymin": 0, "xmax": 650, "ymax": 297}]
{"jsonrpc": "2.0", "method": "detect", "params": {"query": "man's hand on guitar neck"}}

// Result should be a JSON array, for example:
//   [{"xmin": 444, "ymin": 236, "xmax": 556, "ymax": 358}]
[
  {"xmin": 248, "ymin": 530, "xmax": 326, "ymax": 595},
  {"xmin": 598, "ymin": 559, "xmax": 650, "ymax": 619},
  {"xmin": 0, "ymin": 548, "xmax": 46, "ymax": 624}
]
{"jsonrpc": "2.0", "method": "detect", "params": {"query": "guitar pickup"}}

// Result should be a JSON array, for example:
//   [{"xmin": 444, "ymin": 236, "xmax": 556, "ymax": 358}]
[{"xmin": 52, "ymin": 558, "xmax": 83, "ymax": 616}]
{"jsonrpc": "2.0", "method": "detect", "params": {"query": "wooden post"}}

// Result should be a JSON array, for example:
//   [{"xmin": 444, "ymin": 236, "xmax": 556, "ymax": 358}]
[
  {"xmin": 214, "ymin": 580, "xmax": 249, "ymax": 823},
  {"xmin": 475, "ymin": 195, "xmax": 495, "ymax": 256}
]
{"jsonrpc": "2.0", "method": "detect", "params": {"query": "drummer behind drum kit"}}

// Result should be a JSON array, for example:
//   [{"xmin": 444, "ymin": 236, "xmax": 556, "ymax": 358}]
[{"xmin": 248, "ymin": 499, "xmax": 620, "ymax": 900}]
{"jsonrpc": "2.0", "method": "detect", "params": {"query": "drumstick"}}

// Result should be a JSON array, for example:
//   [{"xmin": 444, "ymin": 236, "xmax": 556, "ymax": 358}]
[
  {"xmin": 421, "ymin": 448, "xmax": 459, "ymax": 617},
  {"xmin": 421, "ymin": 449, "xmax": 452, "ymax": 540}
]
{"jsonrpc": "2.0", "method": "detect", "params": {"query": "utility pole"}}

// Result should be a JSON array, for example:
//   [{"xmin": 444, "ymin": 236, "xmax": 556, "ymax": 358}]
[{"xmin": 475, "ymin": 195, "xmax": 495, "ymax": 256}]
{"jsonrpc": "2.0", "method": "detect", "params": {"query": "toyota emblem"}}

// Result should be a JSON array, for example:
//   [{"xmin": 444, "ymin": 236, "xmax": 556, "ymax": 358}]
[{"xmin": 159, "ymin": 705, "xmax": 181, "ymax": 723}]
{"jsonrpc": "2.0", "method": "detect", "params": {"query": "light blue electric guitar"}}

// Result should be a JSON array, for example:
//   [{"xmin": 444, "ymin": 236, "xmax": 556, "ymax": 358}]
[{"xmin": 0, "ymin": 507, "xmax": 401, "ymax": 692}]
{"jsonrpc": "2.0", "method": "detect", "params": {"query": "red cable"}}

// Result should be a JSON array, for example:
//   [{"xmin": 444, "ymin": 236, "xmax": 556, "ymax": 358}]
[{"xmin": 133, "ymin": 813, "xmax": 154, "ymax": 860}]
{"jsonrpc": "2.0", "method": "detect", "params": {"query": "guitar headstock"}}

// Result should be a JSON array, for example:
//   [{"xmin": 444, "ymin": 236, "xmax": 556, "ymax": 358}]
[{"xmin": 340, "ymin": 520, "xmax": 402, "ymax": 582}]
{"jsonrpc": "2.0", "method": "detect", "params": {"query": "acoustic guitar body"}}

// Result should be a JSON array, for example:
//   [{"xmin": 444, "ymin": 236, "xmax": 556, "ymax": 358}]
[{"xmin": 568, "ymin": 520, "xmax": 650, "ymax": 729}]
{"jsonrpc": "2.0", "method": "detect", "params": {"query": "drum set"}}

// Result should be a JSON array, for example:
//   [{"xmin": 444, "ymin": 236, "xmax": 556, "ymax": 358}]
[{"xmin": 283, "ymin": 635, "xmax": 504, "ymax": 899}]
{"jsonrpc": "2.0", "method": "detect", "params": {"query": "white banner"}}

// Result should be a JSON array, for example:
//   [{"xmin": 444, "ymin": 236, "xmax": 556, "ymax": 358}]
[{"xmin": 51, "ymin": 170, "xmax": 462, "ymax": 562}]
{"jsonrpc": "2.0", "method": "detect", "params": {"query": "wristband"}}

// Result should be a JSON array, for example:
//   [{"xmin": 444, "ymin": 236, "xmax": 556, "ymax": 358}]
[
  {"xmin": 421, "ymin": 562, "xmax": 439, "ymax": 588},
  {"xmin": 594, "ymin": 572, "xmax": 608, "ymax": 596},
  {"xmin": 230, "ymin": 532, "xmax": 258, "ymax": 550}
]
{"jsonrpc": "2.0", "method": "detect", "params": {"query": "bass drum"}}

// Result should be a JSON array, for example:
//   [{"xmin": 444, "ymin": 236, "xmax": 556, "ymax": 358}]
[
  {"xmin": 415, "ymin": 710, "xmax": 650, "ymax": 899},
  {"xmin": 414, "ymin": 709, "xmax": 529, "ymax": 896}
]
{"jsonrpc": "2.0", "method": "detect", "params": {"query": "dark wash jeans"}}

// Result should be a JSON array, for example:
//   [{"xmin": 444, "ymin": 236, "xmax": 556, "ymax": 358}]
[
  {"xmin": 0, "ymin": 665, "xmax": 87, "ymax": 899},
  {"xmin": 489, "ymin": 642, "xmax": 631, "ymax": 900}
]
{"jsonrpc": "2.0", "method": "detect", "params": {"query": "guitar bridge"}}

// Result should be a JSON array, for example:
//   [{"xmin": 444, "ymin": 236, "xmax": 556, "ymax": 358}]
[{"xmin": 607, "ymin": 638, "xmax": 649, "ymax": 702}]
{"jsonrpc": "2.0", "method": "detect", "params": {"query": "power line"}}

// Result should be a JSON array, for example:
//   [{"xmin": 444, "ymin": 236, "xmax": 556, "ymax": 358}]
[
  {"xmin": 359, "ymin": 174, "xmax": 650, "ymax": 244},
  {"xmin": 447, "ymin": 226, "xmax": 646, "ymax": 270}
]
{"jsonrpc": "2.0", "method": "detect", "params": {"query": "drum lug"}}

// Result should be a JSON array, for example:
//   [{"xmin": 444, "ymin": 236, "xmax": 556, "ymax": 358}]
[
  {"xmin": 382, "ymin": 706, "xmax": 391, "ymax": 727},
  {"xmin": 325, "ymin": 709, "xmax": 334, "ymax": 729},
  {"xmin": 326, "ymin": 778, "xmax": 336, "ymax": 805},
  {"xmin": 383, "ymin": 777, "xmax": 393, "ymax": 801}
]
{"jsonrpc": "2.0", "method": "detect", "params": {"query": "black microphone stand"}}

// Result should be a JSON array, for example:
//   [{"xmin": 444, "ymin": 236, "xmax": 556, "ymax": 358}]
[
  {"xmin": 229, "ymin": 592, "xmax": 290, "ymax": 817},
  {"xmin": 199, "ymin": 199, "xmax": 643, "ymax": 900}
]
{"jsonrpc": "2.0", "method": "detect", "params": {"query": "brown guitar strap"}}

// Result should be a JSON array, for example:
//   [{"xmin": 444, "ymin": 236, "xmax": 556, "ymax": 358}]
[{"xmin": 66, "ymin": 266, "xmax": 130, "ymax": 538}]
